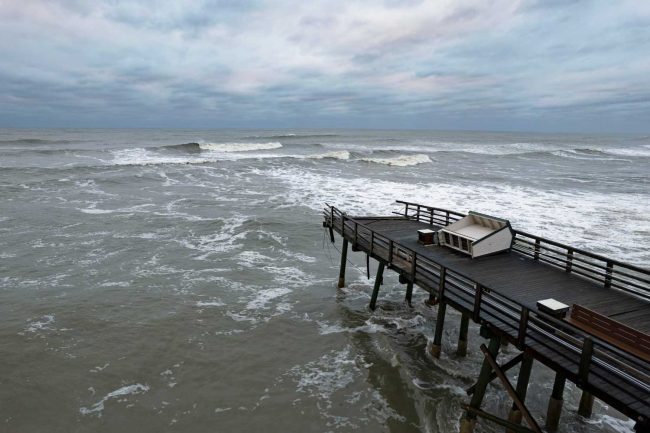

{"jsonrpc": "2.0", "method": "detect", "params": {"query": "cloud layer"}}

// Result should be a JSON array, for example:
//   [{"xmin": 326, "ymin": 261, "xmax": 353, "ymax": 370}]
[{"xmin": 1, "ymin": 0, "xmax": 649, "ymax": 131}]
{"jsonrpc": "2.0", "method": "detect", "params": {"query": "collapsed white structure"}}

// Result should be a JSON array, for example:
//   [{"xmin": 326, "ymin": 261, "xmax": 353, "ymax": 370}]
[{"xmin": 438, "ymin": 211, "xmax": 513, "ymax": 258}]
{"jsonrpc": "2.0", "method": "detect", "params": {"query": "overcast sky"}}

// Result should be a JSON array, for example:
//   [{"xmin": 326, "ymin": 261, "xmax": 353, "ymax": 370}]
[{"xmin": 1, "ymin": 0, "xmax": 649, "ymax": 132}]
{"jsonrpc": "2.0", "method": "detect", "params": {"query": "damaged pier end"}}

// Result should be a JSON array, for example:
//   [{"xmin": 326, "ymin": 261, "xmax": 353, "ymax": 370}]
[{"xmin": 324, "ymin": 200, "xmax": 650, "ymax": 433}]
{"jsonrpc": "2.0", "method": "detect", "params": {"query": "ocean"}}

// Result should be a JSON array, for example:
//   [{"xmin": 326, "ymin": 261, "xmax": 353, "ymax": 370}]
[{"xmin": 0, "ymin": 128, "xmax": 648, "ymax": 433}]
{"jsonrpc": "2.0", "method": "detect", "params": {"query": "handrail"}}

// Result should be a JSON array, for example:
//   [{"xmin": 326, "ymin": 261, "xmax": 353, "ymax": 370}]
[{"xmin": 323, "ymin": 204, "xmax": 650, "ymax": 419}]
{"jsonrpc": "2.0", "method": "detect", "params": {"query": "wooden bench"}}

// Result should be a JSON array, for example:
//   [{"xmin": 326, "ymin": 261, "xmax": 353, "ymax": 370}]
[{"xmin": 568, "ymin": 304, "xmax": 650, "ymax": 362}]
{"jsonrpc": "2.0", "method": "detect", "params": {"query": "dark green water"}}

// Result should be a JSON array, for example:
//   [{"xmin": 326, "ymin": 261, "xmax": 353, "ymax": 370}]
[{"xmin": 1, "ymin": 128, "xmax": 648, "ymax": 432}]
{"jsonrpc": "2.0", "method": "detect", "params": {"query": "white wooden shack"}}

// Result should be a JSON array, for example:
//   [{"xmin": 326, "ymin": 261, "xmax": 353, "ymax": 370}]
[{"xmin": 438, "ymin": 211, "xmax": 513, "ymax": 258}]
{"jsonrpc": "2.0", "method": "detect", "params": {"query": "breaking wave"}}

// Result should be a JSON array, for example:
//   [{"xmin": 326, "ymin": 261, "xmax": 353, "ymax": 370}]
[
  {"xmin": 360, "ymin": 154, "xmax": 432, "ymax": 166},
  {"xmin": 198, "ymin": 141, "xmax": 283, "ymax": 152}
]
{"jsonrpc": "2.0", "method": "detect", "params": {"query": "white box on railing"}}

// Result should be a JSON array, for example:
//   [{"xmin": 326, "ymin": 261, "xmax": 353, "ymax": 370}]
[{"xmin": 438, "ymin": 211, "xmax": 513, "ymax": 258}]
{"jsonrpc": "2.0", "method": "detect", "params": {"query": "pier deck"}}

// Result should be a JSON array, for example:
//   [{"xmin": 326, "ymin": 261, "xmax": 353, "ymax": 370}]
[
  {"xmin": 324, "ymin": 201, "xmax": 650, "ymax": 431},
  {"xmin": 358, "ymin": 217, "xmax": 650, "ymax": 332}
]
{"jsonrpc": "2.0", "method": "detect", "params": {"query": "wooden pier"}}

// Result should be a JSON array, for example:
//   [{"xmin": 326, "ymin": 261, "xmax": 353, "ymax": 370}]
[{"xmin": 323, "ymin": 201, "xmax": 650, "ymax": 433}]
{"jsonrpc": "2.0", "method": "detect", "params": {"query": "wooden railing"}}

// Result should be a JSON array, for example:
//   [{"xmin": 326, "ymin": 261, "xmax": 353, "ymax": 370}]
[
  {"xmin": 394, "ymin": 200, "xmax": 465, "ymax": 226},
  {"xmin": 323, "ymin": 204, "xmax": 650, "ymax": 421},
  {"xmin": 394, "ymin": 201, "xmax": 650, "ymax": 302}
]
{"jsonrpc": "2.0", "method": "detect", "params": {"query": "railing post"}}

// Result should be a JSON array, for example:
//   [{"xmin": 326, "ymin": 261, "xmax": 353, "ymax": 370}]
[
  {"xmin": 578, "ymin": 337, "xmax": 593, "ymax": 385},
  {"xmin": 388, "ymin": 240, "xmax": 394, "ymax": 265},
  {"xmin": 429, "ymin": 208, "xmax": 434, "ymax": 225},
  {"xmin": 416, "ymin": 205, "xmax": 421, "ymax": 221},
  {"xmin": 566, "ymin": 248, "xmax": 574, "ymax": 273},
  {"xmin": 411, "ymin": 251, "xmax": 417, "ymax": 282},
  {"xmin": 473, "ymin": 284, "xmax": 483, "ymax": 323},
  {"xmin": 534, "ymin": 239, "xmax": 540, "ymax": 260},
  {"xmin": 354, "ymin": 222, "xmax": 358, "ymax": 247},
  {"xmin": 604, "ymin": 261, "xmax": 613, "ymax": 288},
  {"xmin": 404, "ymin": 203, "xmax": 409, "ymax": 217},
  {"xmin": 341, "ymin": 214, "xmax": 345, "ymax": 235},
  {"xmin": 446, "ymin": 212, "xmax": 450, "ymax": 226},
  {"xmin": 370, "ymin": 231, "xmax": 374, "ymax": 255},
  {"xmin": 517, "ymin": 307, "xmax": 529, "ymax": 349},
  {"xmin": 438, "ymin": 267, "xmax": 446, "ymax": 300}
]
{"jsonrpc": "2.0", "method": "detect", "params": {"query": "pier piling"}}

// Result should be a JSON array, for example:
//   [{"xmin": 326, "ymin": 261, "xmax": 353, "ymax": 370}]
[
  {"xmin": 506, "ymin": 352, "xmax": 534, "ymax": 432},
  {"xmin": 338, "ymin": 239, "xmax": 348, "ymax": 288},
  {"xmin": 405, "ymin": 280, "xmax": 414, "ymax": 306},
  {"xmin": 369, "ymin": 262, "xmax": 385, "ymax": 310},
  {"xmin": 460, "ymin": 331, "xmax": 501, "ymax": 433},
  {"xmin": 431, "ymin": 301, "xmax": 447, "ymax": 358},
  {"xmin": 545, "ymin": 373, "xmax": 566, "ymax": 432},
  {"xmin": 578, "ymin": 391, "xmax": 594, "ymax": 418},
  {"xmin": 457, "ymin": 313, "xmax": 470, "ymax": 357}
]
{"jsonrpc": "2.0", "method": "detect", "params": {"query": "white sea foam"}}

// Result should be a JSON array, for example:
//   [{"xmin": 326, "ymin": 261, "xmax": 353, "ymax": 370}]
[
  {"xmin": 360, "ymin": 153, "xmax": 431, "ymax": 166},
  {"xmin": 24, "ymin": 315, "xmax": 55, "ymax": 333},
  {"xmin": 246, "ymin": 288, "xmax": 292, "ymax": 310},
  {"xmin": 289, "ymin": 346, "xmax": 364, "ymax": 403},
  {"xmin": 306, "ymin": 150, "xmax": 350, "ymax": 160},
  {"xmin": 110, "ymin": 148, "xmax": 216, "ymax": 166},
  {"xmin": 259, "ymin": 166, "xmax": 650, "ymax": 264},
  {"xmin": 79, "ymin": 383, "xmax": 149, "ymax": 416},
  {"xmin": 602, "ymin": 144, "xmax": 650, "ymax": 157},
  {"xmin": 196, "ymin": 299, "xmax": 225, "ymax": 307},
  {"xmin": 198, "ymin": 141, "xmax": 282, "ymax": 152}
]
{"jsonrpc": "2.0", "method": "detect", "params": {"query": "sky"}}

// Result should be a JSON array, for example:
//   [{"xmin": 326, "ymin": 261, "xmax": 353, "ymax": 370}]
[{"xmin": 0, "ymin": 0, "xmax": 649, "ymax": 132}]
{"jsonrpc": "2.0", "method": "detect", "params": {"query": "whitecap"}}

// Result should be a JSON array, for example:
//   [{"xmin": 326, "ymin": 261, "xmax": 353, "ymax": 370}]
[
  {"xmin": 246, "ymin": 288, "xmax": 292, "ymax": 310},
  {"xmin": 79, "ymin": 383, "xmax": 150, "ymax": 416},
  {"xmin": 360, "ymin": 154, "xmax": 431, "ymax": 166},
  {"xmin": 196, "ymin": 300, "xmax": 225, "ymax": 307},
  {"xmin": 198, "ymin": 141, "xmax": 282, "ymax": 152},
  {"xmin": 306, "ymin": 150, "xmax": 350, "ymax": 160}
]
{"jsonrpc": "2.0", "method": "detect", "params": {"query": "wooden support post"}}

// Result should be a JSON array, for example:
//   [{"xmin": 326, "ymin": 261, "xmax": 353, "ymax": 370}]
[
  {"xmin": 337, "ymin": 239, "xmax": 348, "ymax": 288},
  {"xmin": 507, "ymin": 353, "xmax": 534, "ymax": 433},
  {"xmin": 578, "ymin": 391, "xmax": 594, "ymax": 418},
  {"xmin": 405, "ymin": 281, "xmax": 414, "ymax": 307},
  {"xmin": 479, "ymin": 344, "xmax": 542, "ymax": 433},
  {"xmin": 369, "ymin": 262, "xmax": 385, "ymax": 311},
  {"xmin": 430, "ymin": 301, "xmax": 447, "ymax": 358},
  {"xmin": 460, "ymin": 334, "xmax": 501, "ymax": 433},
  {"xmin": 467, "ymin": 353, "xmax": 524, "ymax": 395},
  {"xmin": 457, "ymin": 313, "xmax": 470, "ymax": 357},
  {"xmin": 545, "ymin": 372, "xmax": 566, "ymax": 433}
]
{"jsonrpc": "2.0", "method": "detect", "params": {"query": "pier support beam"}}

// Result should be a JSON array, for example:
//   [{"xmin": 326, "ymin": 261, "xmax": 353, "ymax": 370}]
[
  {"xmin": 457, "ymin": 313, "xmax": 470, "ymax": 357},
  {"xmin": 369, "ymin": 262, "xmax": 385, "ymax": 311},
  {"xmin": 545, "ymin": 373, "xmax": 566, "ymax": 433},
  {"xmin": 405, "ymin": 281, "xmax": 414, "ymax": 307},
  {"xmin": 460, "ymin": 331, "xmax": 501, "ymax": 433},
  {"xmin": 338, "ymin": 239, "xmax": 348, "ymax": 288},
  {"xmin": 578, "ymin": 391, "xmax": 594, "ymax": 418},
  {"xmin": 430, "ymin": 301, "xmax": 447, "ymax": 358},
  {"xmin": 506, "ymin": 352, "xmax": 534, "ymax": 432}
]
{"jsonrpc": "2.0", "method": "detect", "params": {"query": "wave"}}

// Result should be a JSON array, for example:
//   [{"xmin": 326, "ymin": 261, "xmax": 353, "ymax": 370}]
[
  {"xmin": 306, "ymin": 150, "xmax": 350, "ymax": 160},
  {"xmin": 602, "ymin": 145, "xmax": 650, "ymax": 158},
  {"xmin": 244, "ymin": 133, "xmax": 339, "ymax": 139},
  {"xmin": 110, "ymin": 148, "xmax": 218, "ymax": 166},
  {"xmin": 360, "ymin": 154, "xmax": 432, "ymax": 166},
  {"xmin": 198, "ymin": 141, "xmax": 283, "ymax": 152}
]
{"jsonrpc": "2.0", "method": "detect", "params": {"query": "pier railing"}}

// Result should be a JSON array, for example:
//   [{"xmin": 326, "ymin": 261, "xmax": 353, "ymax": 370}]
[
  {"xmin": 394, "ymin": 200, "xmax": 650, "ymax": 302},
  {"xmin": 324, "ymin": 204, "xmax": 650, "ymax": 421}
]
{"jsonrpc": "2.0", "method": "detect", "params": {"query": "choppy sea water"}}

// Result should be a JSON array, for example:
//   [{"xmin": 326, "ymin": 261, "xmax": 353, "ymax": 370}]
[{"xmin": 0, "ymin": 128, "xmax": 648, "ymax": 433}]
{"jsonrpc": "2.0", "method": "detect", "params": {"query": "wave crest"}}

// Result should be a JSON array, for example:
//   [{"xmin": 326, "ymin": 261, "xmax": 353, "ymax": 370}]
[
  {"xmin": 198, "ymin": 141, "xmax": 282, "ymax": 152},
  {"xmin": 361, "ymin": 154, "xmax": 431, "ymax": 166}
]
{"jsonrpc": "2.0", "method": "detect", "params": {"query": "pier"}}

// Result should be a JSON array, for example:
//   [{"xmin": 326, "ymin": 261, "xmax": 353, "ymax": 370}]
[{"xmin": 323, "ymin": 200, "xmax": 650, "ymax": 433}]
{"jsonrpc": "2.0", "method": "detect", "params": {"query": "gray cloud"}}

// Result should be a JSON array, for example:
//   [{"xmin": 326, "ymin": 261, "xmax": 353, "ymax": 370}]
[{"xmin": 0, "ymin": 0, "xmax": 649, "ymax": 132}]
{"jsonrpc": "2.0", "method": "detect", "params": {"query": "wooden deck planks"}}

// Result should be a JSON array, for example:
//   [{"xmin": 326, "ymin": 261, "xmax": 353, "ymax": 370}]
[{"xmin": 359, "ymin": 218, "xmax": 650, "ymax": 334}]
